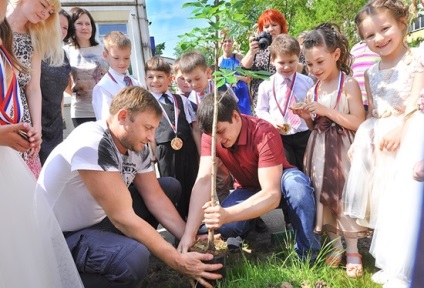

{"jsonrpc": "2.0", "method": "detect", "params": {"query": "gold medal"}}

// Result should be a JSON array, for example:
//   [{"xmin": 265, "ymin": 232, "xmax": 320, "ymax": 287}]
[
  {"xmin": 290, "ymin": 102, "xmax": 305, "ymax": 110},
  {"xmin": 279, "ymin": 123, "xmax": 291, "ymax": 135},
  {"xmin": 171, "ymin": 137, "xmax": 183, "ymax": 150}
]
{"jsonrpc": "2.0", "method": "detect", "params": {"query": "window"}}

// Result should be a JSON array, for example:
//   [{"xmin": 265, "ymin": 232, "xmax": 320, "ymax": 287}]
[
  {"xmin": 97, "ymin": 23, "xmax": 133, "ymax": 75},
  {"xmin": 410, "ymin": 15, "xmax": 424, "ymax": 32},
  {"xmin": 98, "ymin": 23, "xmax": 128, "ymax": 39}
]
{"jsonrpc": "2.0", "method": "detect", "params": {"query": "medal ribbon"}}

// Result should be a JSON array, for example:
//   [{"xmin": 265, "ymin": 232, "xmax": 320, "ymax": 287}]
[
  {"xmin": 0, "ymin": 45, "xmax": 21, "ymax": 125},
  {"xmin": 195, "ymin": 81, "xmax": 213, "ymax": 105},
  {"xmin": 158, "ymin": 94, "xmax": 180, "ymax": 135},
  {"xmin": 313, "ymin": 71, "xmax": 344, "ymax": 119},
  {"xmin": 272, "ymin": 73, "xmax": 296, "ymax": 119},
  {"xmin": 107, "ymin": 71, "xmax": 132, "ymax": 86}
]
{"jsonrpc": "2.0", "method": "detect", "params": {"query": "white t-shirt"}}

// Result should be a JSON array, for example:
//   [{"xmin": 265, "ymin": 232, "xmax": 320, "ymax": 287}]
[{"xmin": 35, "ymin": 120, "xmax": 153, "ymax": 232}]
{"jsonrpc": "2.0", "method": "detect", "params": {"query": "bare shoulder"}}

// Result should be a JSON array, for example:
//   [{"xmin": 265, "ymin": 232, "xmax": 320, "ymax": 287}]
[{"xmin": 344, "ymin": 76, "xmax": 360, "ymax": 93}]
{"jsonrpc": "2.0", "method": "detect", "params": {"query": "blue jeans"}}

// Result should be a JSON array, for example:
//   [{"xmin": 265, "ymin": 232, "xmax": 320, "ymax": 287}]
[
  {"xmin": 217, "ymin": 168, "xmax": 320, "ymax": 258},
  {"xmin": 64, "ymin": 177, "xmax": 181, "ymax": 288}
]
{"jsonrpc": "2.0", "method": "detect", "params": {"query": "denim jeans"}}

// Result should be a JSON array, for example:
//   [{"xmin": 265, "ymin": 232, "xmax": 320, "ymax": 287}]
[
  {"xmin": 217, "ymin": 168, "xmax": 320, "ymax": 259},
  {"xmin": 64, "ymin": 177, "xmax": 181, "ymax": 288}
]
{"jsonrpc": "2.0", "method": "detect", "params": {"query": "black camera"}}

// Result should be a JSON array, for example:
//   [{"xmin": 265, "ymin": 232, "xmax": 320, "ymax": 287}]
[{"xmin": 253, "ymin": 31, "xmax": 272, "ymax": 50}]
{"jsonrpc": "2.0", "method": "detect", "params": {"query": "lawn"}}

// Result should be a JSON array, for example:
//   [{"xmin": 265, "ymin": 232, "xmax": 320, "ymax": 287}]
[
  {"xmin": 141, "ymin": 231, "xmax": 380, "ymax": 288},
  {"xmin": 217, "ymin": 234, "xmax": 380, "ymax": 288}
]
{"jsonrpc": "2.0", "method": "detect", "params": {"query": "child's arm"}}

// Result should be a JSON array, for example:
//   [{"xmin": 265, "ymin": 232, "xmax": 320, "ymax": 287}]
[
  {"xmin": 364, "ymin": 72, "xmax": 374, "ymax": 119},
  {"xmin": 379, "ymin": 70, "xmax": 424, "ymax": 152},
  {"xmin": 191, "ymin": 121, "xmax": 202, "ymax": 156},
  {"xmin": 181, "ymin": 96, "xmax": 201, "ymax": 156},
  {"xmin": 92, "ymin": 84, "xmax": 113, "ymax": 121},
  {"xmin": 303, "ymin": 77, "xmax": 365, "ymax": 131},
  {"xmin": 255, "ymin": 81, "xmax": 278, "ymax": 127}
]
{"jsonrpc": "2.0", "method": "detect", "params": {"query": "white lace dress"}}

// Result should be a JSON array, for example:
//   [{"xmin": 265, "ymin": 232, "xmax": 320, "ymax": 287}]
[
  {"xmin": 343, "ymin": 48, "xmax": 424, "ymax": 282},
  {"xmin": 0, "ymin": 46, "xmax": 83, "ymax": 288}
]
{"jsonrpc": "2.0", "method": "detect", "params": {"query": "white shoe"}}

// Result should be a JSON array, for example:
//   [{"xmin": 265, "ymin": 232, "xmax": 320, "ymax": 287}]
[
  {"xmin": 383, "ymin": 278, "xmax": 410, "ymax": 288},
  {"xmin": 372, "ymin": 270, "xmax": 390, "ymax": 284}
]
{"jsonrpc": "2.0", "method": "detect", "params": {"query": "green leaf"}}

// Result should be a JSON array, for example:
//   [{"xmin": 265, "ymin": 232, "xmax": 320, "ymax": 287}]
[
  {"xmin": 182, "ymin": 2, "xmax": 203, "ymax": 8},
  {"xmin": 225, "ymin": 75, "xmax": 238, "ymax": 84},
  {"xmin": 216, "ymin": 78, "xmax": 226, "ymax": 88}
]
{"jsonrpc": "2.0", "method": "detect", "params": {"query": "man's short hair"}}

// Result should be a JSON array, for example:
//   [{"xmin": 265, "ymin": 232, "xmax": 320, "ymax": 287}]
[
  {"xmin": 178, "ymin": 51, "xmax": 208, "ymax": 74},
  {"xmin": 109, "ymin": 86, "xmax": 162, "ymax": 120},
  {"xmin": 144, "ymin": 56, "xmax": 171, "ymax": 75},
  {"xmin": 197, "ymin": 92, "xmax": 240, "ymax": 134},
  {"xmin": 270, "ymin": 34, "xmax": 301, "ymax": 59},
  {"xmin": 103, "ymin": 31, "xmax": 132, "ymax": 51}
]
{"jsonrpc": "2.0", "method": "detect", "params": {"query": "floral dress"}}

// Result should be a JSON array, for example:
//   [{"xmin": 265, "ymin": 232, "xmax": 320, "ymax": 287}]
[
  {"xmin": 248, "ymin": 47, "xmax": 275, "ymax": 115},
  {"xmin": 13, "ymin": 32, "xmax": 42, "ymax": 178},
  {"xmin": 344, "ymin": 48, "xmax": 424, "ymax": 282}
]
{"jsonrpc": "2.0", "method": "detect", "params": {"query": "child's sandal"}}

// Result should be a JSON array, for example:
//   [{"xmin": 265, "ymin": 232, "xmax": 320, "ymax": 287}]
[
  {"xmin": 325, "ymin": 249, "xmax": 343, "ymax": 268},
  {"xmin": 346, "ymin": 253, "xmax": 363, "ymax": 278}
]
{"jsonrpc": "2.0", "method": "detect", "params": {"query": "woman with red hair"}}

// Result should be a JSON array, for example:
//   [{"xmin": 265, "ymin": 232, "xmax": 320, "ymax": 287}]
[{"xmin": 241, "ymin": 8, "xmax": 288, "ymax": 114}]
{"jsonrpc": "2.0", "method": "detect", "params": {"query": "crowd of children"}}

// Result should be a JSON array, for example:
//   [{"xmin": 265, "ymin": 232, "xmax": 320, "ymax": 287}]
[{"xmin": 2, "ymin": 0, "xmax": 423, "ymax": 287}]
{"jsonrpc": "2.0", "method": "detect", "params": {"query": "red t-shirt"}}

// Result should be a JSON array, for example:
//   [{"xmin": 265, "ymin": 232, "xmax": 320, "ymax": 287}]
[{"xmin": 201, "ymin": 115, "xmax": 294, "ymax": 190}]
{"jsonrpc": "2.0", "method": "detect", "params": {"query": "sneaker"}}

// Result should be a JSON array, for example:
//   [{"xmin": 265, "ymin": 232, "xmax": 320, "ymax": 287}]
[
  {"xmin": 255, "ymin": 217, "xmax": 268, "ymax": 233},
  {"xmin": 372, "ymin": 270, "xmax": 390, "ymax": 285},
  {"xmin": 226, "ymin": 236, "xmax": 243, "ymax": 252}
]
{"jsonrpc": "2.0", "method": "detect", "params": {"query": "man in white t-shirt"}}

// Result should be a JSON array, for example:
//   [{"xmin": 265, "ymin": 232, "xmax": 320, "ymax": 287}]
[{"xmin": 36, "ymin": 87, "xmax": 222, "ymax": 288}]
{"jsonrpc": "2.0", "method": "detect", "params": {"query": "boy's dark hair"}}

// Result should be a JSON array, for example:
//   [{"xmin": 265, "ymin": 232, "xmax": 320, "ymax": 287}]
[
  {"xmin": 144, "ymin": 56, "xmax": 171, "ymax": 75},
  {"xmin": 178, "ymin": 51, "xmax": 208, "ymax": 74},
  {"xmin": 270, "ymin": 34, "xmax": 301, "ymax": 59},
  {"xmin": 197, "ymin": 92, "xmax": 240, "ymax": 134}
]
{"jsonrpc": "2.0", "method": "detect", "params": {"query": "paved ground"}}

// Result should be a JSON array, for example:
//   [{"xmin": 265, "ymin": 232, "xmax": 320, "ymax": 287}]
[{"xmin": 158, "ymin": 208, "xmax": 287, "ymax": 246}]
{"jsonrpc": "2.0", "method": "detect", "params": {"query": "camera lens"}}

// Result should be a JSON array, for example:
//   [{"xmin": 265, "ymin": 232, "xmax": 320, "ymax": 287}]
[{"xmin": 259, "ymin": 38, "xmax": 270, "ymax": 50}]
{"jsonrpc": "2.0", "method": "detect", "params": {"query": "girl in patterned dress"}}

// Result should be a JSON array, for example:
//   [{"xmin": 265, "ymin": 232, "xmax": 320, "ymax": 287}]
[
  {"xmin": 7, "ymin": 0, "xmax": 63, "ymax": 178},
  {"xmin": 294, "ymin": 23, "xmax": 367, "ymax": 278},
  {"xmin": 344, "ymin": 1, "xmax": 424, "ymax": 286}
]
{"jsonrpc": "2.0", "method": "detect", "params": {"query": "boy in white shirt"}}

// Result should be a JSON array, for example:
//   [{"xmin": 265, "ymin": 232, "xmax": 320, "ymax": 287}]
[
  {"xmin": 256, "ymin": 34, "xmax": 314, "ymax": 171},
  {"xmin": 92, "ymin": 31, "xmax": 141, "ymax": 120},
  {"xmin": 178, "ymin": 51, "xmax": 238, "ymax": 109}
]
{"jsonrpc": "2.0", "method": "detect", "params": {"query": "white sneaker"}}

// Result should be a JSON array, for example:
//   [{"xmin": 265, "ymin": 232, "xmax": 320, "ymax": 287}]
[
  {"xmin": 383, "ymin": 278, "xmax": 410, "ymax": 288},
  {"xmin": 372, "ymin": 270, "xmax": 390, "ymax": 284}
]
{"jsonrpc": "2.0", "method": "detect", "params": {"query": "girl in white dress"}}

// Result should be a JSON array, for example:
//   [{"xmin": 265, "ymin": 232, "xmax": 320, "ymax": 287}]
[
  {"xmin": 0, "ymin": 6, "xmax": 83, "ymax": 288},
  {"xmin": 344, "ymin": 1, "xmax": 424, "ymax": 287}
]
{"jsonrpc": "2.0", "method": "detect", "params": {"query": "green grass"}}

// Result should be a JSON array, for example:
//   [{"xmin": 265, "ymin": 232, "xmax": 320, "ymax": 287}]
[{"xmin": 216, "ymin": 233, "xmax": 380, "ymax": 288}]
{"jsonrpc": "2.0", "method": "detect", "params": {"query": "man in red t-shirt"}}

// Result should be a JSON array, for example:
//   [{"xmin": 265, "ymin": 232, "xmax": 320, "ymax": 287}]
[{"xmin": 179, "ymin": 94, "xmax": 320, "ymax": 259}]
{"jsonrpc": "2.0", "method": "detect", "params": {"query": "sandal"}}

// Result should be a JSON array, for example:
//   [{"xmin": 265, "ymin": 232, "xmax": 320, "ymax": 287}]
[
  {"xmin": 346, "ymin": 253, "xmax": 363, "ymax": 278},
  {"xmin": 325, "ymin": 248, "xmax": 343, "ymax": 267}
]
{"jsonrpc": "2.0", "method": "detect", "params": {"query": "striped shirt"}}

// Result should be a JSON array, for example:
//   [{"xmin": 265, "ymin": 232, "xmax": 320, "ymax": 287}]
[{"xmin": 350, "ymin": 42, "xmax": 380, "ymax": 106}]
